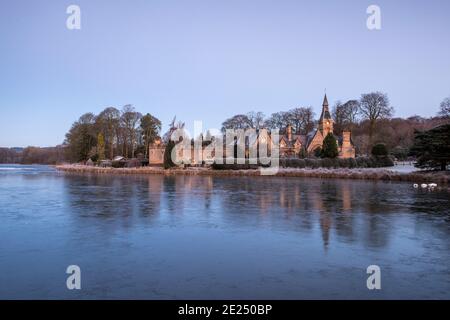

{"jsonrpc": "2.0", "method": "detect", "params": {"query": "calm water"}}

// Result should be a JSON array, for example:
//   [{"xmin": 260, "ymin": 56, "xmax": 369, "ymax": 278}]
[{"xmin": 0, "ymin": 164, "xmax": 449, "ymax": 299}]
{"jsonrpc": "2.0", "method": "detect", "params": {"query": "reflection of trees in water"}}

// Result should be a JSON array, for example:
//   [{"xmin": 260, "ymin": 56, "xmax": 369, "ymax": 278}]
[
  {"xmin": 64, "ymin": 174, "xmax": 450, "ymax": 250},
  {"xmin": 214, "ymin": 177, "xmax": 397, "ymax": 249},
  {"xmin": 64, "ymin": 174, "xmax": 163, "ymax": 229},
  {"xmin": 162, "ymin": 175, "xmax": 214, "ymax": 214}
]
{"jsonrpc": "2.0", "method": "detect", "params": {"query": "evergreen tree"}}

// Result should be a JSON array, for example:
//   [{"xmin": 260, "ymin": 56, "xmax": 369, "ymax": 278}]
[
  {"xmin": 321, "ymin": 133, "xmax": 339, "ymax": 158},
  {"xmin": 163, "ymin": 140, "xmax": 176, "ymax": 169},
  {"xmin": 140, "ymin": 113, "xmax": 162, "ymax": 158},
  {"xmin": 410, "ymin": 124, "xmax": 450, "ymax": 170},
  {"xmin": 65, "ymin": 113, "xmax": 97, "ymax": 162}
]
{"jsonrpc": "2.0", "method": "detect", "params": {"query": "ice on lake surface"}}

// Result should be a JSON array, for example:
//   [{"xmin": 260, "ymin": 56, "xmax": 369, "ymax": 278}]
[{"xmin": 0, "ymin": 165, "xmax": 449, "ymax": 299}]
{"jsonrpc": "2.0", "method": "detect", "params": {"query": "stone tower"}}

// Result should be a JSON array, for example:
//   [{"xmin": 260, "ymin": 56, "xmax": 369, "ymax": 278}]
[{"xmin": 318, "ymin": 94, "xmax": 333, "ymax": 137}]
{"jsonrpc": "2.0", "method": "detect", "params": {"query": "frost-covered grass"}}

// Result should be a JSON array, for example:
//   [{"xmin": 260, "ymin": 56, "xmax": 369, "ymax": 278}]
[{"xmin": 55, "ymin": 164, "xmax": 450, "ymax": 183}]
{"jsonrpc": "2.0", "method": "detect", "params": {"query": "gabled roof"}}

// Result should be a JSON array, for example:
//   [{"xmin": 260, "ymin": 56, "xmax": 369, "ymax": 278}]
[{"xmin": 279, "ymin": 134, "xmax": 306, "ymax": 148}]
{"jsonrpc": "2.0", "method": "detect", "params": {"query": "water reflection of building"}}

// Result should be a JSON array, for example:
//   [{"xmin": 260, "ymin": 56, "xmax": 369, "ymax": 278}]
[{"xmin": 71, "ymin": 175, "xmax": 393, "ymax": 250}]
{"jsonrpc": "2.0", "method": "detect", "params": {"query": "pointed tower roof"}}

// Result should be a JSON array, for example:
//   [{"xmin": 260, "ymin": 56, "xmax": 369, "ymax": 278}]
[
  {"xmin": 319, "ymin": 94, "xmax": 331, "ymax": 121},
  {"xmin": 323, "ymin": 93, "xmax": 329, "ymax": 107}
]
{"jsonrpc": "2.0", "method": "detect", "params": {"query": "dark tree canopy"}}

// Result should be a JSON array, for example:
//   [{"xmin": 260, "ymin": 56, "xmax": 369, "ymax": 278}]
[
  {"xmin": 221, "ymin": 114, "xmax": 253, "ymax": 132},
  {"xmin": 64, "ymin": 107, "xmax": 161, "ymax": 162},
  {"xmin": 371, "ymin": 143, "xmax": 388, "ymax": 157},
  {"xmin": 64, "ymin": 113, "xmax": 97, "ymax": 162},
  {"xmin": 140, "ymin": 113, "xmax": 162, "ymax": 157},
  {"xmin": 163, "ymin": 140, "xmax": 176, "ymax": 169},
  {"xmin": 321, "ymin": 133, "xmax": 339, "ymax": 158},
  {"xmin": 409, "ymin": 124, "xmax": 450, "ymax": 170}
]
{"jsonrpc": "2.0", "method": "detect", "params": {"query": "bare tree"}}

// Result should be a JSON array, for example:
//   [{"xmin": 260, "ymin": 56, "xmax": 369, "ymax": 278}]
[
  {"xmin": 286, "ymin": 106, "xmax": 315, "ymax": 135},
  {"xmin": 96, "ymin": 107, "xmax": 120, "ymax": 159},
  {"xmin": 438, "ymin": 97, "xmax": 450, "ymax": 118},
  {"xmin": 221, "ymin": 114, "xmax": 253, "ymax": 132},
  {"xmin": 359, "ymin": 92, "xmax": 393, "ymax": 145},
  {"xmin": 246, "ymin": 111, "xmax": 265, "ymax": 130},
  {"xmin": 332, "ymin": 101, "xmax": 346, "ymax": 133},
  {"xmin": 332, "ymin": 100, "xmax": 359, "ymax": 132},
  {"xmin": 264, "ymin": 112, "xmax": 290, "ymax": 132},
  {"xmin": 120, "ymin": 105, "xmax": 142, "ymax": 158},
  {"xmin": 140, "ymin": 113, "xmax": 162, "ymax": 158},
  {"xmin": 341, "ymin": 100, "xmax": 360, "ymax": 127}
]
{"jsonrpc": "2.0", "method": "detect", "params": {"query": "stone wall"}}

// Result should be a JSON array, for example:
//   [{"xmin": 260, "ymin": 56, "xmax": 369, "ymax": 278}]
[{"xmin": 149, "ymin": 145, "xmax": 165, "ymax": 165}]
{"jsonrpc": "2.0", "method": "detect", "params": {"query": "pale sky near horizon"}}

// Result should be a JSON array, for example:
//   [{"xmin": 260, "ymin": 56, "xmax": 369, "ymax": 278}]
[{"xmin": 1, "ymin": 0, "xmax": 449, "ymax": 147}]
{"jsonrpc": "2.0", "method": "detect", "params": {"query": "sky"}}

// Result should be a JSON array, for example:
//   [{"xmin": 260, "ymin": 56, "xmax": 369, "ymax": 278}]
[{"xmin": 0, "ymin": 0, "xmax": 449, "ymax": 147}]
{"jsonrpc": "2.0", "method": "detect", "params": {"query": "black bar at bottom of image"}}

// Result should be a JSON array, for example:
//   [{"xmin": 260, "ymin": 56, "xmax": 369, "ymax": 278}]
[{"xmin": 0, "ymin": 300, "xmax": 448, "ymax": 318}]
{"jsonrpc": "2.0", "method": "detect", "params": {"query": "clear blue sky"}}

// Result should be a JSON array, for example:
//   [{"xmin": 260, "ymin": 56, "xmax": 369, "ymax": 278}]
[{"xmin": 1, "ymin": 0, "xmax": 449, "ymax": 147}]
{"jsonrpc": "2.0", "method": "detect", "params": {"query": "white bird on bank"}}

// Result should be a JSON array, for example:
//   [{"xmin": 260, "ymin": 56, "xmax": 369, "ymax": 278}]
[
  {"xmin": 429, "ymin": 183, "xmax": 438, "ymax": 188},
  {"xmin": 421, "ymin": 183, "xmax": 428, "ymax": 188},
  {"xmin": 413, "ymin": 184, "xmax": 419, "ymax": 188}
]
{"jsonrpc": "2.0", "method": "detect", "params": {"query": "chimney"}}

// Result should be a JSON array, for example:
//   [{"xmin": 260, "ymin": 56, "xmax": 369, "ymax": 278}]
[
  {"xmin": 342, "ymin": 131, "xmax": 351, "ymax": 145},
  {"xmin": 287, "ymin": 124, "xmax": 292, "ymax": 141}
]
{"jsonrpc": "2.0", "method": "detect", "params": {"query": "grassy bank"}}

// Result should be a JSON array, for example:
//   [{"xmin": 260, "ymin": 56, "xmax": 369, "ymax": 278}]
[{"xmin": 55, "ymin": 164, "xmax": 450, "ymax": 183}]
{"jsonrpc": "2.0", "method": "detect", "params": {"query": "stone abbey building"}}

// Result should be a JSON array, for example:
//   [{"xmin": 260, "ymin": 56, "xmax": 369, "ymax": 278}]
[
  {"xmin": 149, "ymin": 94, "xmax": 355, "ymax": 165},
  {"xmin": 277, "ymin": 94, "xmax": 355, "ymax": 159}
]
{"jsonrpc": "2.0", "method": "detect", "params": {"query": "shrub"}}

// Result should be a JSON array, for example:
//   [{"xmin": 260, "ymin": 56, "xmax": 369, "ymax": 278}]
[
  {"xmin": 305, "ymin": 158, "xmax": 320, "ymax": 168},
  {"xmin": 313, "ymin": 147, "xmax": 322, "ymax": 158},
  {"xmin": 371, "ymin": 143, "xmax": 388, "ymax": 157},
  {"xmin": 296, "ymin": 159, "xmax": 306, "ymax": 168},
  {"xmin": 336, "ymin": 158, "xmax": 348, "ymax": 168},
  {"xmin": 376, "ymin": 155, "xmax": 395, "ymax": 167},
  {"xmin": 391, "ymin": 146, "xmax": 408, "ymax": 160},
  {"xmin": 348, "ymin": 158, "xmax": 357, "ymax": 168},
  {"xmin": 356, "ymin": 157, "xmax": 368, "ymax": 168},
  {"xmin": 285, "ymin": 158, "xmax": 306, "ymax": 168},
  {"xmin": 211, "ymin": 163, "xmax": 259, "ymax": 170},
  {"xmin": 322, "ymin": 158, "xmax": 334, "ymax": 168},
  {"xmin": 278, "ymin": 155, "xmax": 392, "ymax": 169}
]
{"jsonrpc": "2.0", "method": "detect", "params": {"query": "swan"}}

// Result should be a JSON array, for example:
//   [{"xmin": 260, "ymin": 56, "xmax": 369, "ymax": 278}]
[
  {"xmin": 413, "ymin": 184, "xmax": 419, "ymax": 188},
  {"xmin": 421, "ymin": 183, "xmax": 428, "ymax": 188}
]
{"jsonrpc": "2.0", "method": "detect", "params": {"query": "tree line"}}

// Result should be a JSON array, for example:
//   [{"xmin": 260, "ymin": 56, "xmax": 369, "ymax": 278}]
[
  {"xmin": 0, "ymin": 146, "xmax": 66, "ymax": 165},
  {"xmin": 221, "ymin": 92, "xmax": 450, "ymax": 156},
  {"xmin": 64, "ymin": 105, "xmax": 162, "ymax": 162},
  {"xmin": 1, "ymin": 93, "xmax": 449, "ymax": 165}
]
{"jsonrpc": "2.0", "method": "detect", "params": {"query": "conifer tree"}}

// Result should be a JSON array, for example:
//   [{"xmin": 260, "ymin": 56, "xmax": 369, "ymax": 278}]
[{"xmin": 321, "ymin": 133, "xmax": 339, "ymax": 158}]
